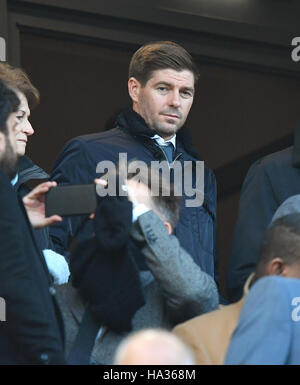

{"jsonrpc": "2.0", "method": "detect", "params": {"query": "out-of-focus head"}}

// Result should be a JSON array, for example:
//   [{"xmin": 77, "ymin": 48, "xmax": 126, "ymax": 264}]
[
  {"xmin": 114, "ymin": 328, "xmax": 195, "ymax": 365},
  {"xmin": 125, "ymin": 162, "xmax": 182, "ymax": 234},
  {"xmin": 0, "ymin": 63, "xmax": 39, "ymax": 156},
  {"xmin": 254, "ymin": 213, "xmax": 300, "ymax": 281},
  {"xmin": 0, "ymin": 79, "xmax": 20, "ymax": 178},
  {"xmin": 128, "ymin": 41, "xmax": 199, "ymax": 140}
]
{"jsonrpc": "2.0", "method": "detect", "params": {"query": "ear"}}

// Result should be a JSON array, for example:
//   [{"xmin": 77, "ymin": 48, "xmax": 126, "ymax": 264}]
[
  {"xmin": 163, "ymin": 221, "xmax": 172, "ymax": 235},
  {"xmin": 266, "ymin": 257, "xmax": 284, "ymax": 276},
  {"xmin": 128, "ymin": 77, "xmax": 141, "ymax": 104}
]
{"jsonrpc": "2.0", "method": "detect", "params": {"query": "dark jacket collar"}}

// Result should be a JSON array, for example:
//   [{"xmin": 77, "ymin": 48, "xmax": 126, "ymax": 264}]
[
  {"xmin": 16, "ymin": 156, "xmax": 49, "ymax": 187},
  {"xmin": 116, "ymin": 107, "xmax": 203, "ymax": 161}
]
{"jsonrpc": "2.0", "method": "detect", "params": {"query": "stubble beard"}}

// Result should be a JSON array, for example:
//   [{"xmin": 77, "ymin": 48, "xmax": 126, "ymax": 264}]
[
  {"xmin": 138, "ymin": 93, "xmax": 184, "ymax": 139},
  {"xmin": 150, "ymin": 118, "xmax": 184, "ymax": 140}
]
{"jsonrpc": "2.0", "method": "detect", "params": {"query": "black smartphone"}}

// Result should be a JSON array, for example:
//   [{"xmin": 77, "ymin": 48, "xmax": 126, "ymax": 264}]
[{"xmin": 45, "ymin": 184, "xmax": 97, "ymax": 217}]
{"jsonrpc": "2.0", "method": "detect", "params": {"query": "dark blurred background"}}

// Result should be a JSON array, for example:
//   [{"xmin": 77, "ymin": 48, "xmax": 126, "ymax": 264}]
[{"xmin": 1, "ymin": 0, "xmax": 300, "ymax": 295}]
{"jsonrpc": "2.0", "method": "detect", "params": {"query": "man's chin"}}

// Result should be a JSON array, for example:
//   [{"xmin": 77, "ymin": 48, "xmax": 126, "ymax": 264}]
[{"xmin": 154, "ymin": 126, "xmax": 180, "ymax": 139}]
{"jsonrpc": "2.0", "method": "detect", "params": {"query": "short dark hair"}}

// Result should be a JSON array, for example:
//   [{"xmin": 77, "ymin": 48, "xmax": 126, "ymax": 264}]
[
  {"xmin": 0, "ymin": 62, "xmax": 40, "ymax": 109},
  {"xmin": 0, "ymin": 79, "xmax": 20, "ymax": 134},
  {"xmin": 257, "ymin": 213, "xmax": 300, "ymax": 269},
  {"xmin": 129, "ymin": 41, "xmax": 199, "ymax": 87},
  {"xmin": 151, "ymin": 188, "xmax": 181, "ymax": 231},
  {"xmin": 127, "ymin": 163, "xmax": 182, "ymax": 230}
]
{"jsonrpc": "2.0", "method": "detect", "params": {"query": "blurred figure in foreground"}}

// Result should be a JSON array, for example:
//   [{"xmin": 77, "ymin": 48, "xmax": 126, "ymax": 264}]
[{"xmin": 115, "ymin": 329, "xmax": 195, "ymax": 365}]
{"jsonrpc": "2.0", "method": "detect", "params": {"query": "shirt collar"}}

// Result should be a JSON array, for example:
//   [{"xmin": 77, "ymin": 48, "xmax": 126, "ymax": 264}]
[
  {"xmin": 151, "ymin": 134, "xmax": 176, "ymax": 149},
  {"xmin": 11, "ymin": 173, "xmax": 19, "ymax": 186},
  {"xmin": 243, "ymin": 272, "xmax": 255, "ymax": 297}
]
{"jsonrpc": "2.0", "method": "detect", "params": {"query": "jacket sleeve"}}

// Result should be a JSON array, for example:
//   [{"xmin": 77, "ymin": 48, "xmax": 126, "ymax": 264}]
[
  {"xmin": 225, "ymin": 277, "xmax": 291, "ymax": 364},
  {"xmin": 0, "ymin": 172, "xmax": 65, "ymax": 364},
  {"xmin": 226, "ymin": 159, "xmax": 278, "ymax": 302},
  {"xmin": 49, "ymin": 138, "xmax": 96, "ymax": 257},
  {"xmin": 131, "ymin": 210, "xmax": 219, "ymax": 324}
]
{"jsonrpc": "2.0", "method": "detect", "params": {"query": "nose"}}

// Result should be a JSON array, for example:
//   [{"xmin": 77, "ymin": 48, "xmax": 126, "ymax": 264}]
[
  {"xmin": 22, "ymin": 120, "xmax": 34, "ymax": 136},
  {"xmin": 168, "ymin": 90, "xmax": 181, "ymax": 108}
]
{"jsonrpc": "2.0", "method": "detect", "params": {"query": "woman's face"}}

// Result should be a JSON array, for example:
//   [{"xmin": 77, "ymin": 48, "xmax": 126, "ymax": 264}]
[{"xmin": 15, "ymin": 92, "xmax": 34, "ymax": 156}]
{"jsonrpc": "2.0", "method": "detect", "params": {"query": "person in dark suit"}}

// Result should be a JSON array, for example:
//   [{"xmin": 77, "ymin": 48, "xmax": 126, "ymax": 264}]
[
  {"xmin": 50, "ymin": 41, "xmax": 217, "ymax": 285},
  {"xmin": 227, "ymin": 145, "xmax": 300, "ymax": 302},
  {"xmin": 0, "ymin": 80, "xmax": 66, "ymax": 364}
]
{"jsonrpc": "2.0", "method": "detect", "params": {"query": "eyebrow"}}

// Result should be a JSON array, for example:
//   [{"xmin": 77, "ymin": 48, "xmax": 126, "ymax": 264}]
[{"xmin": 155, "ymin": 81, "xmax": 194, "ymax": 93}]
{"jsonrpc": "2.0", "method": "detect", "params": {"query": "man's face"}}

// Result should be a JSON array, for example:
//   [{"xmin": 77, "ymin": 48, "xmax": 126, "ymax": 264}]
[
  {"xmin": 0, "ymin": 111, "xmax": 19, "ymax": 178},
  {"xmin": 130, "ymin": 69, "xmax": 195, "ymax": 140},
  {"xmin": 14, "ymin": 92, "xmax": 34, "ymax": 156}
]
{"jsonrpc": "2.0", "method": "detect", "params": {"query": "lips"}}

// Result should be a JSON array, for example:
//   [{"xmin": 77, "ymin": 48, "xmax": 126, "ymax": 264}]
[{"xmin": 163, "ymin": 114, "xmax": 179, "ymax": 119}]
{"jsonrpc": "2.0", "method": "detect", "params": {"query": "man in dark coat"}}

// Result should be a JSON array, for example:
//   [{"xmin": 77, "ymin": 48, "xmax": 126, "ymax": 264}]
[
  {"xmin": 227, "ymin": 145, "xmax": 300, "ymax": 302},
  {"xmin": 0, "ymin": 80, "xmax": 66, "ymax": 364},
  {"xmin": 50, "ymin": 41, "xmax": 217, "ymax": 279}
]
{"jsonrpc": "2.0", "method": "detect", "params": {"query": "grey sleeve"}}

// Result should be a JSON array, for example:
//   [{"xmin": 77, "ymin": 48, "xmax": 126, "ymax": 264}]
[{"xmin": 131, "ymin": 211, "xmax": 219, "ymax": 323}]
